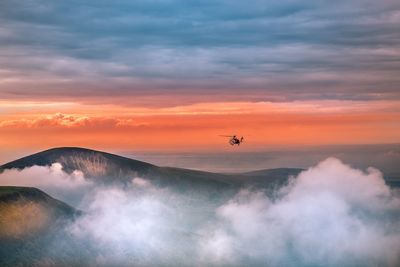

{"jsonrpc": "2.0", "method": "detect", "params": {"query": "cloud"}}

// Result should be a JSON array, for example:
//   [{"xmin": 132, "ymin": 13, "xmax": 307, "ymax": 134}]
[
  {"xmin": 1, "ymin": 157, "xmax": 399, "ymax": 265},
  {"xmin": 200, "ymin": 158, "xmax": 400, "ymax": 266},
  {"xmin": 0, "ymin": 163, "xmax": 92, "ymax": 206},
  {"xmin": 132, "ymin": 177, "xmax": 151, "ymax": 187},
  {"xmin": 0, "ymin": 0, "xmax": 399, "ymax": 104},
  {"xmin": 0, "ymin": 113, "xmax": 112, "ymax": 129},
  {"xmin": 68, "ymin": 181, "xmax": 201, "ymax": 266},
  {"xmin": 60, "ymin": 158, "xmax": 400, "ymax": 266}
]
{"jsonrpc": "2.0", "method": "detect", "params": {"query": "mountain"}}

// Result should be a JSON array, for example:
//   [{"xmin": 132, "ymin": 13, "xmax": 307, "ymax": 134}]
[
  {"xmin": 0, "ymin": 147, "xmax": 298, "ymax": 191},
  {"xmin": 0, "ymin": 186, "xmax": 82, "ymax": 267},
  {"xmin": 1, "ymin": 147, "xmax": 398, "ymax": 190},
  {"xmin": 0, "ymin": 186, "xmax": 79, "ymax": 239},
  {"xmin": 0, "ymin": 147, "xmax": 155, "ymax": 182},
  {"xmin": 234, "ymin": 168, "xmax": 304, "ymax": 188}
]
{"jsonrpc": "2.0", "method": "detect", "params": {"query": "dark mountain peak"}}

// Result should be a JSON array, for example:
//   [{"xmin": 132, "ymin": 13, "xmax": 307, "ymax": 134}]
[
  {"xmin": 0, "ymin": 147, "xmax": 157, "ymax": 182},
  {"xmin": 1, "ymin": 146, "xmax": 154, "ymax": 168},
  {"xmin": 0, "ymin": 147, "xmax": 308, "ymax": 190}
]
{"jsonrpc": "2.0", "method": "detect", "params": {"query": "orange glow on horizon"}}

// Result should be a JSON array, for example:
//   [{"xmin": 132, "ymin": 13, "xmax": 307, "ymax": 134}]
[{"xmin": 1, "ymin": 100, "xmax": 399, "ymax": 154}]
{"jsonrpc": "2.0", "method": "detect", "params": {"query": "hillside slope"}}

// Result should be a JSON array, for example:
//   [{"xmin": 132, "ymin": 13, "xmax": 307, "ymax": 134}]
[
  {"xmin": 0, "ymin": 186, "xmax": 85, "ymax": 267},
  {"xmin": 2, "ymin": 147, "xmax": 398, "ymax": 190},
  {"xmin": 0, "ymin": 186, "xmax": 79, "ymax": 239},
  {"xmin": 0, "ymin": 147, "xmax": 302, "ymax": 188}
]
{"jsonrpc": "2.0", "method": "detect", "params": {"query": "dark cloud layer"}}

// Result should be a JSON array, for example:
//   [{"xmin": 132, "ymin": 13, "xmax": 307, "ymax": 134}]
[{"xmin": 0, "ymin": 0, "xmax": 399, "ymax": 104}]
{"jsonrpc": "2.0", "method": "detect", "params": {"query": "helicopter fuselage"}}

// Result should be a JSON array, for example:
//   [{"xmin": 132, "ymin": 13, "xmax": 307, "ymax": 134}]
[{"xmin": 229, "ymin": 136, "xmax": 243, "ymax": 145}]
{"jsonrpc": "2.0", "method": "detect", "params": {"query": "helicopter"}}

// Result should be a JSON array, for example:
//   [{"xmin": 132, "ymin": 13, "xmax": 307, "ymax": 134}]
[{"xmin": 219, "ymin": 135, "xmax": 244, "ymax": 146}]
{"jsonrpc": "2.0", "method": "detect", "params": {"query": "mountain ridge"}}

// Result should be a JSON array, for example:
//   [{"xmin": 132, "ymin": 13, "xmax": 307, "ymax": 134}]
[
  {"xmin": 0, "ymin": 147, "xmax": 303, "ymax": 189},
  {"xmin": 2, "ymin": 147, "xmax": 397, "ymax": 188}
]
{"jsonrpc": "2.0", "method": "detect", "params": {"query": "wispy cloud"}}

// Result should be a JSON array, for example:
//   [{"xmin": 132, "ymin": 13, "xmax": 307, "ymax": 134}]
[
  {"xmin": 0, "ymin": 0, "xmax": 399, "ymax": 104},
  {"xmin": 0, "ymin": 163, "xmax": 91, "ymax": 205},
  {"xmin": 36, "ymin": 158, "xmax": 400, "ymax": 266}
]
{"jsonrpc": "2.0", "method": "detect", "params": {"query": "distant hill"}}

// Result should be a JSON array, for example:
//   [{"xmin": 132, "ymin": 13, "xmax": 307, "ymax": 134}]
[
  {"xmin": 0, "ymin": 147, "xmax": 156, "ymax": 182},
  {"xmin": 0, "ymin": 186, "xmax": 79, "ymax": 239},
  {"xmin": 0, "ymin": 186, "xmax": 82, "ymax": 267},
  {"xmin": 0, "ymin": 147, "xmax": 300, "ymax": 192},
  {"xmin": 234, "ymin": 168, "xmax": 303, "ymax": 188},
  {"xmin": 1, "ymin": 147, "xmax": 397, "ymax": 190}
]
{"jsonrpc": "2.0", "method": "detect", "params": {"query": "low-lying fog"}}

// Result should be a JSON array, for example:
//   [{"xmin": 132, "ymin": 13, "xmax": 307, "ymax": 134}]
[{"xmin": 1, "ymin": 158, "xmax": 400, "ymax": 266}]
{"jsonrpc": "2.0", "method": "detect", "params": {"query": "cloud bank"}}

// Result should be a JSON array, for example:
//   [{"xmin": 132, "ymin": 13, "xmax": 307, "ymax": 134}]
[
  {"xmin": 0, "ymin": 0, "xmax": 399, "ymax": 104},
  {"xmin": 0, "ymin": 163, "xmax": 92, "ymax": 206},
  {"xmin": 200, "ymin": 158, "xmax": 400, "ymax": 266},
  {"xmin": 44, "ymin": 158, "xmax": 400, "ymax": 266},
  {"xmin": 1, "ymin": 158, "xmax": 399, "ymax": 266}
]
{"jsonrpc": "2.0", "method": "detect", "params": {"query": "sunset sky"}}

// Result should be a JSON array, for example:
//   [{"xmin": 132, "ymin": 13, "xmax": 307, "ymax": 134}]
[{"xmin": 1, "ymin": 0, "xmax": 399, "ymax": 162}]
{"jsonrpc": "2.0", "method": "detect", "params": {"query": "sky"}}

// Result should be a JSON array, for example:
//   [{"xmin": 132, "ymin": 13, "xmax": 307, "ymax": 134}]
[{"xmin": 0, "ymin": 0, "xmax": 400, "ymax": 162}]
